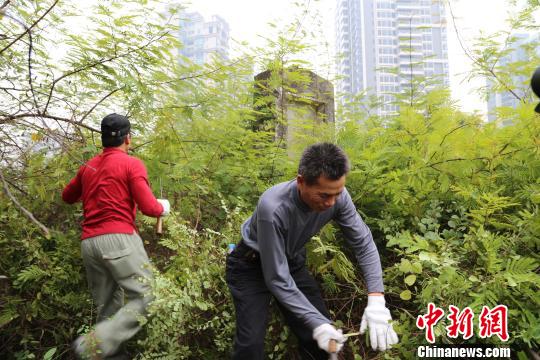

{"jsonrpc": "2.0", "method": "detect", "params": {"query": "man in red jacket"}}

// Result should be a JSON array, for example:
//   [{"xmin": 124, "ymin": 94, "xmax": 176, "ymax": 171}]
[{"xmin": 62, "ymin": 113, "xmax": 169, "ymax": 359}]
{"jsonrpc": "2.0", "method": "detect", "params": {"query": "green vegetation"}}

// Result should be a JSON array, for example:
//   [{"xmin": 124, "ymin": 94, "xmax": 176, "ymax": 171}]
[{"xmin": 0, "ymin": 0, "xmax": 538, "ymax": 358}]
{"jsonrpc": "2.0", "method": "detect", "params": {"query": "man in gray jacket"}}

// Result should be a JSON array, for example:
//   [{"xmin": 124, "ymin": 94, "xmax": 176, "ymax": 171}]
[{"xmin": 226, "ymin": 143, "xmax": 398, "ymax": 359}]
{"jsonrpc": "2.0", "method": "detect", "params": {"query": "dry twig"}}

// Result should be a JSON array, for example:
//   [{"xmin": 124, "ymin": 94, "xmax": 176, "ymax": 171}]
[{"xmin": 0, "ymin": 167, "xmax": 50, "ymax": 237}]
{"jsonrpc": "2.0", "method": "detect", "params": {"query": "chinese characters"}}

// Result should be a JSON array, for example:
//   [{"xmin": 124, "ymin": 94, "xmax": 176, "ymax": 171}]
[{"xmin": 416, "ymin": 303, "xmax": 509, "ymax": 343}]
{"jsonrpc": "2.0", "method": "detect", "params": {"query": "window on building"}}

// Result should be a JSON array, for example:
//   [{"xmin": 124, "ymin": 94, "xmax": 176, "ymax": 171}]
[
  {"xmin": 378, "ymin": 20, "xmax": 395, "ymax": 27},
  {"xmin": 378, "ymin": 29, "xmax": 395, "ymax": 36},
  {"xmin": 378, "ymin": 47, "xmax": 396, "ymax": 54},
  {"xmin": 377, "ymin": 11, "xmax": 394, "ymax": 18},
  {"xmin": 377, "ymin": 2, "xmax": 395, "ymax": 9},
  {"xmin": 379, "ymin": 56, "xmax": 396, "ymax": 64},
  {"xmin": 379, "ymin": 74, "xmax": 397, "ymax": 82}
]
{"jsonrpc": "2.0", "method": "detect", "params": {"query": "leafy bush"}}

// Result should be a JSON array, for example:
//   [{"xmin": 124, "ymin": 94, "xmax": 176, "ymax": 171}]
[{"xmin": 1, "ymin": 1, "xmax": 538, "ymax": 359}]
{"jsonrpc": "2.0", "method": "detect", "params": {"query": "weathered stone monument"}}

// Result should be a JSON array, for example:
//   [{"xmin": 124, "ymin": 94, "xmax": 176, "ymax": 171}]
[{"xmin": 253, "ymin": 67, "xmax": 335, "ymax": 158}]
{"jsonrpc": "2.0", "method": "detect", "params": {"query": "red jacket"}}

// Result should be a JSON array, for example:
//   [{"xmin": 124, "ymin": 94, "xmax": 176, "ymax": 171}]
[{"xmin": 62, "ymin": 147, "xmax": 163, "ymax": 239}]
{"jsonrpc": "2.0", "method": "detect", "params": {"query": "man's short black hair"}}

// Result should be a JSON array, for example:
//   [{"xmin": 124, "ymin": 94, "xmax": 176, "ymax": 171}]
[
  {"xmin": 532, "ymin": 66, "xmax": 540, "ymax": 113},
  {"xmin": 298, "ymin": 143, "xmax": 350, "ymax": 185},
  {"xmin": 101, "ymin": 113, "xmax": 131, "ymax": 148}
]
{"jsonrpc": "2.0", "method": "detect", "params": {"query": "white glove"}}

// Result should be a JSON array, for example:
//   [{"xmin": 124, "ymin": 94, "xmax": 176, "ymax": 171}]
[
  {"xmin": 312, "ymin": 323, "xmax": 346, "ymax": 353},
  {"xmin": 360, "ymin": 295, "xmax": 399, "ymax": 351},
  {"xmin": 157, "ymin": 199, "xmax": 170, "ymax": 216}
]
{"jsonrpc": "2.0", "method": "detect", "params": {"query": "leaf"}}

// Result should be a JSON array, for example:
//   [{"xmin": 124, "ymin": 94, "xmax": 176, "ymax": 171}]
[
  {"xmin": 404, "ymin": 274, "xmax": 416, "ymax": 286},
  {"xmin": 0, "ymin": 308, "xmax": 19, "ymax": 327},
  {"xmin": 195, "ymin": 301, "xmax": 208, "ymax": 311},
  {"xmin": 398, "ymin": 259, "xmax": 413, "ymax": 273},
  {"xmin": 418, "ymin": 251, "xmax": 440, "ymax": 264},
  {"xmin": 505, "ymin": 275, "xmax": 518, "ymax": 287},
  {"xmin": 411, "ymin": 262, "xmax": 423, "ymax": 274},
  {"xmin": 400, "ymin": 290, "xmax": 412, "ymax": 300},
  {"xmin": 43, "ymin": 347, "xmax": 57, "ymax": 360}
]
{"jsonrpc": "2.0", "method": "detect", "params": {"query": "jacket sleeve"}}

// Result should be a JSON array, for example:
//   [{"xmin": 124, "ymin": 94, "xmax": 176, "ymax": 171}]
[
  {"xmin": 62, "ymin": 167, "xmax": 83, "ymax": 204},
  {"xmin": 334, "ymin": 188, "xmax": 384, "ymax": 293},
  {"xmin": 128, "ymin": 158, "xmax": 164, "ymax": 217},
  {"xmin": 258, "ymin": 216, "xmax": 331, "ymax": 330}
]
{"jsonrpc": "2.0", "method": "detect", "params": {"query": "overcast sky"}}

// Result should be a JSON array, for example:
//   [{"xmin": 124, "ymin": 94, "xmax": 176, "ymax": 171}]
[{"xmin": 178, "ymin": 0, "xmax": 536, "ymax": 118}]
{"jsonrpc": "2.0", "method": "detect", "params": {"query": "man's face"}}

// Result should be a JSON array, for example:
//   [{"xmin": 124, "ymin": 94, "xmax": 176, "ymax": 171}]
[{"xmin": 297, "ymin": 174, "xmax": 346, "ymax": 212}]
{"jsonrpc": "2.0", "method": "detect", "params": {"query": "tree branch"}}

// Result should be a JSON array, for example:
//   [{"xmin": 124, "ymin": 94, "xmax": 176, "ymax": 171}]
[
  {"xmin": 440, "ymin": 123, "xmax": 471, "ymax": 146},
  {"xmin": 159, "ymin": 57, "xmax": 246, "ymax": 85},
  {"xmin": 43, "ymin": 31, "xmax": 170, "ymax": 112},
  {"xmin": 1, "ymin": 112, "xmax": 100, "ymax": 132},
  {"xmin": 446, "ymin": 0, "xmax": 522, "ymax": 101},
  {"xmin": 426, "ymin": 156, "xmax": 487, "ymax": 168},
  {"xmin": 4, "ymin": 176, "xmax": 29, "ymax": 196},
  {"xmin": 426, "ymin": 123, "xmax": 472, "ymax": 163},
  {"xmin": 0, "ymin": 0, "xmax": 59, "ymax": 55},
  {"xmin": 0, "ymin": 0, "xmax": 11, "ymax": 12},
  {"xmin": 79, "ymin": 87, "xmax": 124, "ymax": 124},
  {"xmin": 25, "ymin": 17, "xmax": 39, "ymax": 110},
  {"xmin": 0, "ymin": 167, "xmax": 50, "ymax": 237}
]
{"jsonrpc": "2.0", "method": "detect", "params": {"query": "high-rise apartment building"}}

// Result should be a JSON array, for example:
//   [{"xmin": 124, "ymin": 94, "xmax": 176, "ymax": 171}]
[
  {"xmin": 179, "ymin": 12, "xmax": 230, "ymax": 65},
  {"xmin": 335, "ymin": 0, "xmax": 449, "ymax": 115},
  {"xmin": 487, "ymin": 33, "xmax": 538, "ymax": 125}
]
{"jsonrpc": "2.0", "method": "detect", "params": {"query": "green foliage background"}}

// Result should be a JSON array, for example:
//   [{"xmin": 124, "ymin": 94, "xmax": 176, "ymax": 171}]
[{"xmin": 0, "ymin": 0, "xmax": 538, "ymax": 359}]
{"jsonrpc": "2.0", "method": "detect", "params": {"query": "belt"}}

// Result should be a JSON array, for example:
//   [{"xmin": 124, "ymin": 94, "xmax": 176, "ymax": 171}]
[
  {"xmin": 233, "ymin": 240, "xmax": 260, "ymax": 261},
  {"xmin": 233, "ymin": 240, "xmax": 306, "ymax": 272}
]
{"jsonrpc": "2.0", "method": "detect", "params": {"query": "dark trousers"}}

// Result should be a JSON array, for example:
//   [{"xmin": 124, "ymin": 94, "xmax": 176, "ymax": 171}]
[{"xmin": 226, "ymin": 242, "xmax": 330, "ymax": 360}]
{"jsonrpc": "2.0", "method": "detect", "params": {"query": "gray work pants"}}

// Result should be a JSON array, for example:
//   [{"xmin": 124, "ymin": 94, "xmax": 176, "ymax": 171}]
[{"xmin": 81, "ymin": 233, "xmax": 154, "ymax": 357}]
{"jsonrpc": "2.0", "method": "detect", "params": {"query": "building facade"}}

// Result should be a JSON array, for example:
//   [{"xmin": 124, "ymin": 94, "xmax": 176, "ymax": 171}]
[
  {"xmin": 487, "ymin": 33, "xmax": 539, "ymax": 125},
  {"xmin": 179, "ymin": 12, "xmax": 230, "ymax": 65},
  {"xmin": 335, "ymin": 0, "xmax": 449, "ymax": 115}
]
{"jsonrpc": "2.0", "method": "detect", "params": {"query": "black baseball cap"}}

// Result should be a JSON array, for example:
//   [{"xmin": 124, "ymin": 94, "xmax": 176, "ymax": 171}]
[{"xmin": 101, "ymin": 113, "xmax": 131, "ymax": 147}]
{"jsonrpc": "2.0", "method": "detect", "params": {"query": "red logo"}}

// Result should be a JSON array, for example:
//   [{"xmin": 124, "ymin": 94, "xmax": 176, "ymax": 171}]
[
  {"xmin": 416, "ymin": 303, "xmax": 445, "ymax": 343},
  {"xmin": 446, "ymin": 305, "xmax": 474, "ymax": 339},
  {"xmin": 478, "ymin": 305, "xmax": 509, "ymax": 341},
  {"xmin": 416, "ymin": 304, "xmax": 509, "ymax": 343}
]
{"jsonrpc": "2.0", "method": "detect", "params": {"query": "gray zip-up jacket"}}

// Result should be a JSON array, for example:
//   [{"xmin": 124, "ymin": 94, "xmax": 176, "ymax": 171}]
[{"xmin": 241, "ymin": 180, "xmax": 384, "ymax": 330}]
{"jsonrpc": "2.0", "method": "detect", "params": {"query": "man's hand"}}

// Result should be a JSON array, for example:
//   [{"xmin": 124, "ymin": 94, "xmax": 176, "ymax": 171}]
[
  {"xmin": 313, "ymin": 323, "xmax": 346, "ymax": 353},
  {"xmin": 157, "ymin": 199, "xmax": 170, "ymax": 216},
  {"xmin": 359, "ymin": 295, "xmax": 399, "ymax": 351}
]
